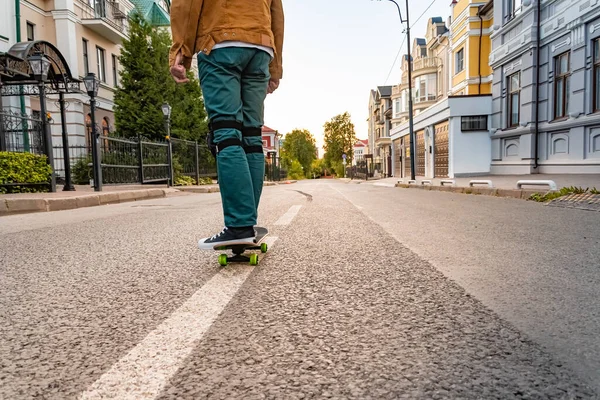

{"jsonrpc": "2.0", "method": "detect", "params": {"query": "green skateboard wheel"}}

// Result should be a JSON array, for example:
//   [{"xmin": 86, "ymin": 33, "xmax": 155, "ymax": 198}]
[
  {"xmin": 249, "ymin": 254, "xmax": 259, "ymax": 265},
  {"xmin": 260, "ymin": 243, "xmax": 268, "ymax": 253},
  {"xmin": 218, "ymin": 254, "xmax": 228, "ymax": 266}
]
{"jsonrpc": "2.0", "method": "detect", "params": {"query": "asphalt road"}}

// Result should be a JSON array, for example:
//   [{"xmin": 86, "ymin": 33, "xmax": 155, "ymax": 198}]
[{"xmin": 0, "ymin": 180, "xmax": 598, "ymax": 399}]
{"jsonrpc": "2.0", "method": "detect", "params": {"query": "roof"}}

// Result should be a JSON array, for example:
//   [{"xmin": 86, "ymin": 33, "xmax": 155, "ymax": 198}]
[
  {"xmin": 479, "ymin": 0, "xmax": 493, "ymax": 15},
  {"xmin": 262, "ymin": 126, "xmax": 277, "ymax": 134},
  {"xmin": 377, "ymin": 86, "xmax": 392, "ymax": 97}
]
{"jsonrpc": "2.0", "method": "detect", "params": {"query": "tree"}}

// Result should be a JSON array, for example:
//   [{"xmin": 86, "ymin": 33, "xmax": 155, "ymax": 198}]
[
  {"xmin": 281, "ymin": 129, "xmax": 317, "ymax": 178},
  {"xmin": 114, "ymin": 13, "xmax": 207, "ymax": 141},
  {"xmin": 323, "ymin": 112, "xmax": 357, "ymax": 175}
]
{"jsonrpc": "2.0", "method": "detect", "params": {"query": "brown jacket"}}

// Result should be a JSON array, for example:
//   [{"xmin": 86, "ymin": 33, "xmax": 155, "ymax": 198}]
[{"xmin": 169, "ymin": 0, "xmax": 284, "ymax": 80}]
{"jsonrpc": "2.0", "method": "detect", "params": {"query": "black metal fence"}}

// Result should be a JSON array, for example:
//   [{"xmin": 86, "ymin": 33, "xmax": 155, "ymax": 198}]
[
  {"xmin": 0, "ymin": 110, "xmax": 45, "ymax": 154},
  {"xmin": 347, "ymin": 155, "xmax": 372, "ymax": 180},
  {"xmin": 265, "ymin": 156, "xmax": 287, "ymax": 182},
  {"xmin": 50, "ymin": 135, "xmax": 217, "ymax": 186}
]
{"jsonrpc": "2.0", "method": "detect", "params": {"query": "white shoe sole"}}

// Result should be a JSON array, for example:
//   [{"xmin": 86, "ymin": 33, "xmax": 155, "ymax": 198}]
[{"xmin": 198, "ymin": 237, "xmax": 255, "ymax": 250}]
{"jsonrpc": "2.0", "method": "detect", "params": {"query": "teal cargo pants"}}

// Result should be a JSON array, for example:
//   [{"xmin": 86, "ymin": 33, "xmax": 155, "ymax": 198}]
[{"xmin": 197, "ymin": 47, "xmax": 271, "ymax": 228}]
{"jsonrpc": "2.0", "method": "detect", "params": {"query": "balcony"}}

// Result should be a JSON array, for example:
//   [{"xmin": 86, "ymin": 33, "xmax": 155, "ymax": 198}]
[
  {"xmin": 375, "ymin": 135, "xmax": 392, "ymax": 147},
  {"xmin": 80, "ymin": 0, "xmax": 129, "ymax": 44},
  {"xmin": 414, "ymin": 94, "xmax": 437, "ymax": 104},
  {"xmin": 412, "ymin": 56, "xmax": 441, "ymax": 71}
]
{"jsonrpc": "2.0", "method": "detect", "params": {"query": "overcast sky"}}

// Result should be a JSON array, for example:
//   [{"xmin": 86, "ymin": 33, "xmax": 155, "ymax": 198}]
[{"xmin": 263, "ymin": 0, "xmax": 450, "ymax": 156}]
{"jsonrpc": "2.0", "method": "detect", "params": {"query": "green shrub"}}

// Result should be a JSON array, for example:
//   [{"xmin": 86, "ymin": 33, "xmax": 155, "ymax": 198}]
[
  {"xmin": 175, "ymin": 175, "xmax": 195, "ymax": 186},
  {"xmin": 0, "ymin": 151, "xmax": 52, "ymax": 193},
  {"xmin": 287, "ymin": 160, "xmax": 304, "ymax": 180},
  {"xmin": 71, "ymin": 156, "xmax": 93, "ymax": 185}
]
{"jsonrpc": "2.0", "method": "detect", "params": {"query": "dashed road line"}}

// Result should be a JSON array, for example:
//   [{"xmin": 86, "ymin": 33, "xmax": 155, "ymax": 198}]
[
  {"xmin": 80, "ymin": 236, "xmax": 278, "ymax": 400},
  {"xmin": 274, "ymin": 205, "xmax": 303, "ymax": 226}
]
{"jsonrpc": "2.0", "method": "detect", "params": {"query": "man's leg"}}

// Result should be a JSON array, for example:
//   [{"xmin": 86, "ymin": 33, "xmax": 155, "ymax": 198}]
[
  {"xmin": 197, "ymin": 48, "xmax": 256, "ymax": 231},
  {"xmin": 241, "ymin": 50, "xmax": 271, "ymax": 212}
]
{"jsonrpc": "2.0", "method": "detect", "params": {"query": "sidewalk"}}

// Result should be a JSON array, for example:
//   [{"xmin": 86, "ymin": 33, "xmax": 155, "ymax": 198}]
[
  {"xmin": 0, "ymin": 180, "xmax": 298, "ymax": 216},
  {"xmin": 352, "ymin": 174, "xmax": 600, "ymax": 190}
]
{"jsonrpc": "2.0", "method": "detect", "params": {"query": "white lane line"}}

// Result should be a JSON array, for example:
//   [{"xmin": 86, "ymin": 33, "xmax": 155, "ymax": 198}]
[
  {"xmin": 80, "ymin": 236, "xmax": 278, "ymax": 400},
  {"xmin": 274, "ymin": 205, "xmax": 302, "ymax": 226}
]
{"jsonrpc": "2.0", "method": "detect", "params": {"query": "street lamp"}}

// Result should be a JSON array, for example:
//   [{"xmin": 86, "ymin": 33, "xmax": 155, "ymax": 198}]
[
  {"xmin": 28, "ymin": 52, "xmax": 56, "ymax": 192},
  {"xmin": 376, "ymin": 0, "xmax": 416, "ymax": 180},
  {"xmin": 83, "ymin": 72, "xmax": 102, "ymax": 191},
  {"xmin": 162, "ymin": 102, "xmax": 173, "ymax": 186}
]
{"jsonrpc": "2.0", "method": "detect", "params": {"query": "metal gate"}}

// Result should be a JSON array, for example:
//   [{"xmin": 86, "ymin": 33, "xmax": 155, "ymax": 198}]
[
  {"xmin": 0, "ymin": 110, "xmax": 44, "ymax": 154},
  {"xmin": 434, "ymin": 121, "xmax": 449, "ymax": 178},
  {"xmin": 404, "ymin": 135, "xmax": 412, "ymax": 178},
  {"xmin": 416, "ymin": 130, "xmax": 425, "ymax": 176},
  {"xmin": 393, "ymin": 139, "xmax": 402, "ymax": 178}
]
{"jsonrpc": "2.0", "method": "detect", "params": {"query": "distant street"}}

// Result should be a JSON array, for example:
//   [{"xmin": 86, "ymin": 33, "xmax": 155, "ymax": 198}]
[{"xmin": 1, "ymin": 180, "xmax": 598, "ymax": 399}]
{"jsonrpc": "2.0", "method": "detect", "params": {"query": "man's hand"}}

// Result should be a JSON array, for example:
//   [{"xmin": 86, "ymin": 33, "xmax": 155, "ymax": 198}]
[
  {"xmin": 170, "ymin": 51, "xmax": 189, "ymax": 84},
  {"xmin": 267, "ymin": 78, "xmax": 280, "ymax": 94}
]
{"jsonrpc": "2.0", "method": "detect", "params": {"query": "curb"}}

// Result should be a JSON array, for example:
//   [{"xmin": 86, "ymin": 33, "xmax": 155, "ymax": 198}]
[
  {"xmin": 394, "ymin": 183, "xmax": 543, "ymax": 201},
  {"xmin": 175, "ymin": 180, "xmax": 296, "ymax": 194},
  {"xmin": 0, "ymin": 189, "xmax": 168, "ymax": 216}
]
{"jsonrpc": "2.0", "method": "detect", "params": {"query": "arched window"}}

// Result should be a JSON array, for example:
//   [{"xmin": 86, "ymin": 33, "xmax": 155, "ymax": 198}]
[{"xmin": 102, "ymin": 117, "xmax": 110, "ymax": 135}]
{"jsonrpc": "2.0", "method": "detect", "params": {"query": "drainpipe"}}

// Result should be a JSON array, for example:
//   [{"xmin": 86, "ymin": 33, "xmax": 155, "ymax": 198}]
[
  {"xmin": 478, "ymin": 7, "xmax": 483, "ymax": 94},
  {"xmin": 15, "ymin": 0, "xmax": 30, "ymax": 151},
  {"xmin": 533, "ymin": 0, "xmax": 541, "ymax": 170}
]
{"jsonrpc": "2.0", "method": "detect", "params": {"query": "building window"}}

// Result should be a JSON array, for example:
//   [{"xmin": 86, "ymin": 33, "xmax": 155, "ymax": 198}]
[
  {"xmin": 96, "ymin": 46, "xmax": 106, "ymax": 82},
  {"xmin": 112, "ymin": 54, "xmax": 118, "ymax": 87},
  {"xmin": 455, "ymin": 48, "xmax": 464, "ymax": 74},
  {"xmin": 506, "ymin": 0, "xmax": 522, "ymax": 22},
  {"xmin": 414, "ymin": 74, "xmax": 437, "ymax": 103},
  {"xmin": 26, "ymin": 22, "xmax": 35, "ymax": 41},
  {"xmin": 82, "ymin": 39, "xmax": 89, "ymax": 75},
  {"xmin": 461, "ymin": 116, "xmax": 488, "ymax": 131},
  {"xmin": 507, "ymin": 72, "xmax": 520, "ymax": 128},
  {"xmin": 594, "ymin": 38, "xmax": 600, "ymax": 113},
  {"xmin": 554, "ymin": 52, "xmax": 570, "ymax": 120}
]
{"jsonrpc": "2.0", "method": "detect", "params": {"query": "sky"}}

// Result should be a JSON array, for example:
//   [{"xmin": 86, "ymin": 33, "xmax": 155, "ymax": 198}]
[{"xmin": 263, "ymin": 0, "xmax": 450, "ymax": 157}]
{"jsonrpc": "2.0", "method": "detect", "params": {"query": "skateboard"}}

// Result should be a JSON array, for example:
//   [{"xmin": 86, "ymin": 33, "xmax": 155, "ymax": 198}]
[{"xmin": 213, "ymin": 227, "xmax": 269, "ymax": 266}]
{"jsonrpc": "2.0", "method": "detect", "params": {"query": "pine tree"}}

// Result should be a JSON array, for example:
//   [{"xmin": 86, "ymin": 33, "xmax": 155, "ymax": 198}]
[{"xmin": 114, "ymin": 13, "xmax": 207, "ymax": 141}]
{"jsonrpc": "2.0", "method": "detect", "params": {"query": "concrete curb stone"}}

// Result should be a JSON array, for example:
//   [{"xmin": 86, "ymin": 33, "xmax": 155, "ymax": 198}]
[
  {"xmin": 0, "ymin": 189, "xmax": 168, "ymax": 216},
  {"xmin": 99, "ymin": 192, "xmax": 120, "ymax": 205},
  {"xmin": 47, "ymin": 198, "xmax": 78, "ymax": 212},
  {"xmin": 5, "ymin": 198, "xmax": 47, "ymax": 214},
  {"xmin": 394, "ymin": 182, "xmax": 551, "ymax": 202},
  {"xmin": 0, "ymin": 199, "xmax": 8, "ymax": 214}
]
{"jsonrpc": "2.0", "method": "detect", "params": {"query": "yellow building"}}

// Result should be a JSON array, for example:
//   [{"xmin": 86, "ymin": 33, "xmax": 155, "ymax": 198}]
[
  {"xmin": 389, "ymin": 0, "xmax": 495, "ymax": 179},
  {"xmin": 450, "ymin": 0, "xmax": 494, "ymax": 95}
]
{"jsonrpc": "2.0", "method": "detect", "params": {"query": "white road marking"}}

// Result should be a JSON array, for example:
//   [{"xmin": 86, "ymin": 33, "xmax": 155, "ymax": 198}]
[
  {"xmin": 80, "ymin": 236, "xmax": 278, "ymax": 400},
  {"xmin": 373, "ymin": 183, "xmax": 396, "ymax": 188},
  {"xmin": 274, "ymin": 205, "xmax": 303, "ymax": 226}
]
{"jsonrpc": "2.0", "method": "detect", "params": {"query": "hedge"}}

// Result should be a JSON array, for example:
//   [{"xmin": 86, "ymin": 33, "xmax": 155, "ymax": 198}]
[{"xmin": 0, "ymin": 151, "xmax": 52, "ymax": 194}]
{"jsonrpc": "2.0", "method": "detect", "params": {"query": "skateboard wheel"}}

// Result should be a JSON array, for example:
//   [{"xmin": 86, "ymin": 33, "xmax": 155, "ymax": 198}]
[
  {"xmin": 260, "ymin": 243, "xmax": 268, "ymax": 253},
  {"xmin": 218, "ymin": 254, "xmax": 228, "ymax": 266},
  {"xmin": 249, "ymin": 254, "xmax": 259, "ymax": 266}
]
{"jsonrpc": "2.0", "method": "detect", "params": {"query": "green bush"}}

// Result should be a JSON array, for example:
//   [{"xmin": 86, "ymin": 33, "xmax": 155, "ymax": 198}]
[
  {"xmin": 0, "ymin": 151, "xmax": 52, "ymax": 193},
  {"xmin": 175, "ymin": 175, "xmax": 195, "ymax": 186},
  {"xmin": 287, "ymin": 160, "xmax": 304, "ymax": 180},
  {"xmin": 71, "ymin": 156, "xmax": 93, "ymax": 185}
]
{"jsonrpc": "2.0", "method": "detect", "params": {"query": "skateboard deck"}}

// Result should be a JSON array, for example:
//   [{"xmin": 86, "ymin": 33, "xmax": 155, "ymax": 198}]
[{"xmin": 213, "ymin": 227, "xmax": 269, "ymax": 266}]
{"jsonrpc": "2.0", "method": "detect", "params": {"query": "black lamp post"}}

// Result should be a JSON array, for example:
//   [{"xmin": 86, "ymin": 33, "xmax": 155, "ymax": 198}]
[
  {"xmin": 58, "ymin": 88, "xmax": 75, "ymax": 191},
  {"xmin": 83, "ymin": 72, "xmax": 102, "ymax": 191},
  {"xmin": 29, "ymin": 52, "xmax": 56, "ymax": 192},
  {"xmin": 161, "ymin": 102, "xmax": 173, "ymax": 186},
  {"xmin": 377, "ymin": 0, "xmax": 416, "ymax": 180}
]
